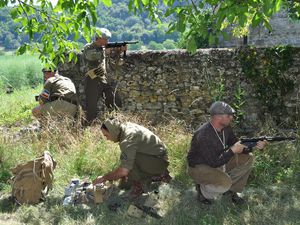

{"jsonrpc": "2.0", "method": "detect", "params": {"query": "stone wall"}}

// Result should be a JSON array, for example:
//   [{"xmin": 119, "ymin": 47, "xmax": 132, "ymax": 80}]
[
  {"xmin": 220, "ymin": 10, "xmax": 300, "ymax": 48},
  {"xmin": 105, "ymin": 48, "xmax": 300, "ymax": 133},
  {"xmin": 249, "ymin": 10, "xmax": 300, "ymax": 47}
]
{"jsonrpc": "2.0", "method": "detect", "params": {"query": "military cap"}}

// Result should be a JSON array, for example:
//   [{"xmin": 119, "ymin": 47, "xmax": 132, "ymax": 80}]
[
  {"xmin": 209, "ymin": 101, "xmax": 235, "ymax": 116},
  {"xmin": 95, "ymin": 28, "xmax": 112, "ymax": 40},
  {"xmin": 102, "ymin": 118, "xmax": 121, "ymax": 142},
  {"xmin": 42, "ymin": 68, "xmax": 57, "ymax": 73}
]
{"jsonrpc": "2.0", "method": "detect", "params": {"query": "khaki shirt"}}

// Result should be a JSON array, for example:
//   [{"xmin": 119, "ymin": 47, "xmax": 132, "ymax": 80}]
[
  {"xmin": 39, "ymin": 75, "xmax": 77, "ymax": 103},
  {"xmin": 119, "ymin": 122, "xmax": 167, "ymax": 170}
]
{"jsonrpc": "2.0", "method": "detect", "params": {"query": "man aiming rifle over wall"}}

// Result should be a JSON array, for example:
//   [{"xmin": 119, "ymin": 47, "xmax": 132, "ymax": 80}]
[{"xmin": 80, "ymin": 28, "xmax": 138, "ymax": 124}]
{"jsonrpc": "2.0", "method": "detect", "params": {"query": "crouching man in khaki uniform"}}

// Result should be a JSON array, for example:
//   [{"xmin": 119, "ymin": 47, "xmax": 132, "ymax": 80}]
[
  {"xmin": 187, "ymin": 101, "xmax": 267, "ymax": 205},
  {"xmin": 93, "ymin": 118, "xmax": 171, "ymax": 197},
  {"xmin": 32, "ymin": 68, "xmax": 77, "ymax": 121}
]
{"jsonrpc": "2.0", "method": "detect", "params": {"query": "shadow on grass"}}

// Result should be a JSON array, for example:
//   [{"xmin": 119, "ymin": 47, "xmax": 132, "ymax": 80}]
[
  {"xmin": 1, "ymin": 183, "xmax": 299, "ymax": 225},
  {"xmin": 0, "ymin": 194, "xmax": 19, "ymax": 213},
  {"xmin": 40, "ymin": 193, "xmax": 136, "ymax": 225},
  {"xmin": 143, "ymin": 183, "xmax": 300, "ymax": 225}
]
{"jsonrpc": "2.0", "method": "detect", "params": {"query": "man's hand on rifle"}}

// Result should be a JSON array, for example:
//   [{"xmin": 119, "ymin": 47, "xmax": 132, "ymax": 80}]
[
  {"xmin": 105, "ymin": 45, "xmax": 127, "ymax": 55},
  {"xmin": 230, "ymin": 141, "xmax": 246, "ymax": 154},
  {"xmin": 256, "ymin": 140, "xmax": 268, "ymax": 150}
]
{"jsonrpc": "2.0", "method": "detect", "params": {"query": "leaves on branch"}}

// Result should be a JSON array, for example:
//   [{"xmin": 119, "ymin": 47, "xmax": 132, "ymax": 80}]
[{"xmin": 0, "ymin": 0, "xmax": 299, "ymax": 62}]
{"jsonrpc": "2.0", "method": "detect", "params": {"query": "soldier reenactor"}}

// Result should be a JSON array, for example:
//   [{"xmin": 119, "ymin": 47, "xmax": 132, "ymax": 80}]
[
  {"xmin": 93, "ymin": 118, "xmax": 171, "ymax": 198},
  {"xmin": 32, "ymin": 68, "xmax": 77, "ymax": 120},
  {"xmin": 187, "ymin": 101, "xmax": 267, "ymax": 205},
  {"xmin": 81, "ymin": 28, "xmax": 123, "ymax": 123}
]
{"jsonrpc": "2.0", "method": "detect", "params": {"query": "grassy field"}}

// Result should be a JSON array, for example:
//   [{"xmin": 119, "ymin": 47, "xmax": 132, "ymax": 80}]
[
  {"xmin": 0, "ymin": 88, "xmax": 299, "ymax": 225},
  {"xmin": 0, "ymin": 56, "xmax": 299, "ymax": 225},
  {"xmin": 0, "ymin": 54, "xmax": 42, "ymax": 90},
  {"xmin": 0, "ymin": 86, "xmax": 41, "ymax": 126}
]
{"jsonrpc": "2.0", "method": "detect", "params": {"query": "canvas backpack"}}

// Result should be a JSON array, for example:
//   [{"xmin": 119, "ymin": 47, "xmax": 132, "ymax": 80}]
[{"xmin": 10, "ymin": 151, "xmax": 56, "ymax": 204}]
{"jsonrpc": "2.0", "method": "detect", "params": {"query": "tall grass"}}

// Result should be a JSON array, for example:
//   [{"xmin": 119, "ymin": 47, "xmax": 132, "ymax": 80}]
[
  {"xmin": 0, "ymin": 54, "xmax": 42, "ymax": 90},
  {"xmin": 0, "ymin": 85, "xmax": 299, "ymax": 224},
  {"xmin": 0, "ymin": 116, "xmax": 299, "ymax": 225},
  {"xmin": 0, "ymin": 85, "xmax": 41, "ymax": 126}
]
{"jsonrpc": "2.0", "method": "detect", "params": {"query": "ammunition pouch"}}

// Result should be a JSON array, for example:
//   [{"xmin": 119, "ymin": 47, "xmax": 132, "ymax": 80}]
[{"xmin": 85, "ymin": 67, "xmax": 107, "ymax": 83}]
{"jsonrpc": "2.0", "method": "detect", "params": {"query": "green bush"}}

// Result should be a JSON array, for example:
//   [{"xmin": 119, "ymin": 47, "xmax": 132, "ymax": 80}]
[
  {"xmin": 0, "ymin": 145, "xmax": 12, "ymax": 191},
  {"xmin": 162, "ymin": 39, "xmax": 177, "ymax": 49},
  {"xmin": 0, "ymin": 48, "xmax": 5, "ymax": 56},
  {"xmin": 148, "ymin": 41, "xmax": 165, "ymax": 50},
  {"xmin": 250, "ymin": 141, "xmax": 300, "ymax": 187}
]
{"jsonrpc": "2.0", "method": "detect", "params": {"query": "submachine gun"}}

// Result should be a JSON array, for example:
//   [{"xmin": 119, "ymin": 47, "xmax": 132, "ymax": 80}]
[
  {"xmin": 106, "ymin": 41, "xmax": 139, "ymax": 57},
  {"xmin": 240, "ymin": 136, "xmax": 296, "ymax": 153}
]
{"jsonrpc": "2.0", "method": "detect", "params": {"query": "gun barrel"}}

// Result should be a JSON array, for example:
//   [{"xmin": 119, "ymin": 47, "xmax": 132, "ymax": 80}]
[
  {"xmin": 106, "ymin": 41, "xmax": 139, "ymax": 48},
  {"xmin": 240, "ymin": 137, "xmax": 264, "ymax": 143},
  {"xmin": 241, "ymin": 136, "xmax": 296, "ymax": 143},
  {"xmin": 265, "ymin": 136, "xmax": 296, "ymax": 141}
]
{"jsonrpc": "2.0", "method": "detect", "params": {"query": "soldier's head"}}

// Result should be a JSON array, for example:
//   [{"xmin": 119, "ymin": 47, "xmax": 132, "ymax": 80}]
[
  {"xmin": 101, "ymin": 118, "xmax": 121, "ymax": 142},
  {"xmin": 94, "ymin": 28, "xmax": 111, "ymax": 46},
  {"xmin": 42, "ymin": 68, "xmax": 57, "ymax": 81},
  {"xmin": 209, "ymin": 101, "xmax": 235, "ymax": 128}
]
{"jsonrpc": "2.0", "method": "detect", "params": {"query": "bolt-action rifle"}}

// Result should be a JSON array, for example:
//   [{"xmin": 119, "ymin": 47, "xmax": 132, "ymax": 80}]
[
  {"xmin": 106, "ymin": 41, "xmax": 139, "ymax": 57},
  {"xmin": 240, "ymin": 136, "xmax": 296, "ymax": 153}
]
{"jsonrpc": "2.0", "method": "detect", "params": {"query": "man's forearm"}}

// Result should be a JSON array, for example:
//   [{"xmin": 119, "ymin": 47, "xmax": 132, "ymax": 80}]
[{"xmin": 103, "ymin": 167, "xmax": 129, "ymax": 182}]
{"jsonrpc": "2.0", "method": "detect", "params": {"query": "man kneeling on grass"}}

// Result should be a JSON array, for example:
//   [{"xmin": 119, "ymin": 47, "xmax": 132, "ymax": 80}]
[
  {"xmin": 32, "ymin": 68, "xmax": 77, "ymax": 122},
  {"xmin": 187, "ymin": 101, "xmax": 267, "ymax": 205},
  {"xmin": 93, "ymin": 118, "xmax": 171, "ymax": 197}
]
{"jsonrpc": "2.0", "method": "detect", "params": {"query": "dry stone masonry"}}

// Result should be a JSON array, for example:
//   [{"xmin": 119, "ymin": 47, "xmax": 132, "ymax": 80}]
[
  {"xmin": 106, "ymin": 48, "xmax": 300, "ymax": 132},
  {"xmin": 67, "ymin": 48, "xmax": 300, "ymax": 133}
]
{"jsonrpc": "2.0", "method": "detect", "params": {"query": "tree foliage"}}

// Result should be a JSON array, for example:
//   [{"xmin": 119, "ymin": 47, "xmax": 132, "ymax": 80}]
[
  {"xmin": 0, "ymin": 0, "xmax": 113, "ymax": 67},
  {"xmin": 128, "ymin": 0, "xmax": 300, "ymax": 52},
  {"xmin": 0, "ymin": 0, "xmax": 299, "ymax": 64}
]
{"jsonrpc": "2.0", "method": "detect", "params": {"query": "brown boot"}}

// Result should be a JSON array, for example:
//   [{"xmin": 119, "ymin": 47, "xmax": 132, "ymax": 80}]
[
  {"xmin": 118, "ymin": 178, "xmax": 132, "ymax": 190},
  {"xmin": 195, "ymin": 184, "xmax": 212, "ymax": 205},
  {"xmin": 151, "ymin": 170, "xmax": 172, "ymax": 183},
  {"xmin": 129, "ymin": 181, "xmax": 144, "ymax": 198}
]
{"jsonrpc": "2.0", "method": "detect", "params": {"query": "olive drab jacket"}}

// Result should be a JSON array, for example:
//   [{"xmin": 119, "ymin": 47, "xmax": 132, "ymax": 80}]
[
  {"xmin": 103, "ymin": 119, "xmax": 168, "ymax": 170},
  {"xmin": 39, "ymin": 74, "xmax": 77, "ymax": 103}
]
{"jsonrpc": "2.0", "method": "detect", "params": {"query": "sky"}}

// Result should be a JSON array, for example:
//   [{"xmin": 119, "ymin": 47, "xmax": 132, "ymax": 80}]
[{"xmin": 49, "ymin": 0, "xmax": 58, "ymax": 6}]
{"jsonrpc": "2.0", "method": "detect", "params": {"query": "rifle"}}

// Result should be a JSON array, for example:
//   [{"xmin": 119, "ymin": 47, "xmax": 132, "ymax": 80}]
[
  {"xmin": 106, "ymin": 41, "xmax": 139, "ymax": 57},
  {"xmin": 135, "ymin": 205, "xmax": 162, "ymax": 219},
  {"xmin": 240, "ymin": 136, "xmax": 296, "ymax": 153}
]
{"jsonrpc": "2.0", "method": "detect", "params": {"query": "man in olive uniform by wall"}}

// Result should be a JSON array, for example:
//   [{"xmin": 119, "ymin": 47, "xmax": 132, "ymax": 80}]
[
  {"xmin": 81, "ymin": 28, "xmax": 123, "ymax": 123},
  {"xmin": 93, "ymin": 118, "xmax": 171, "ymax": 197},
  {"xmin": 187, "ymin": 101, "xmax": 267, "ymax": 205},
  {"xmin": 32, "ymin": 68, "xmax": 77, "ymax": 119}
]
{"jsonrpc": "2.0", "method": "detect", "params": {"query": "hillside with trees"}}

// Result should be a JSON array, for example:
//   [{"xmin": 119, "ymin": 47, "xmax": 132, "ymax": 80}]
[{"xmin": 0, "ymin": 0, "xmax": 180, "ymax": 51}]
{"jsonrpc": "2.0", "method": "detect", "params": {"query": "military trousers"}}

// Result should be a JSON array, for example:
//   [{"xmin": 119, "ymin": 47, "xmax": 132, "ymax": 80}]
[
  {"xmin": 126, "ymin": 153, "xmax": 169, "ymax": 186},
  {"xmin": 40, "ymin": 100, "xmax": 77, "ymax": 118},
  {"xmin": 187, "ymin": 153, "xmax": 254, "ymax": 199},
  {"xmin": 85, "ymin": 76, "xmax": 122, "ymax": 122}
]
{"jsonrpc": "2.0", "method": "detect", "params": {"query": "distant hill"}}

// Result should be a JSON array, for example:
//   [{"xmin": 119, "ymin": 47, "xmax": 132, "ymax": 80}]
[{"xmin": 0, "ymin": 1, "xmax": 179, "ymax": 51}]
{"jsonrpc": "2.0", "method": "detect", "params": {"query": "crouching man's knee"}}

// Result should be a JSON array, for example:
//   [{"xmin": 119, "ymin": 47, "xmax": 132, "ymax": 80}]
[{"xmin": 32, "ymin": 105, "xmax": 42, "ymax": 118}]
